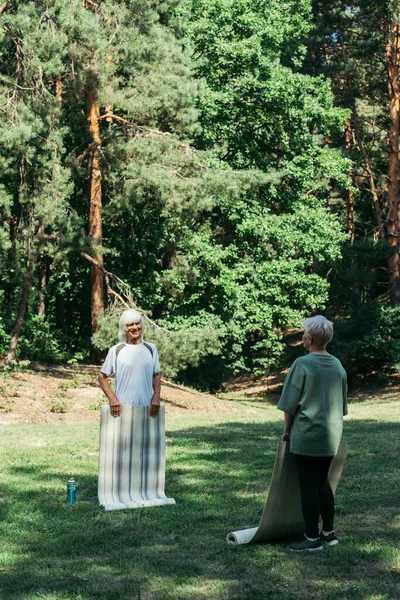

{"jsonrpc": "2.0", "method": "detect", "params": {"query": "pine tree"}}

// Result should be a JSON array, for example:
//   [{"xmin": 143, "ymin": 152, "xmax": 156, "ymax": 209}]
[
  {"xmin": 0, "ymin": 2, "xmax": 74, "ymax": 362},
  {"xmin": 306, "ymin": 1, "xmax": 400, "ymax": 307}
]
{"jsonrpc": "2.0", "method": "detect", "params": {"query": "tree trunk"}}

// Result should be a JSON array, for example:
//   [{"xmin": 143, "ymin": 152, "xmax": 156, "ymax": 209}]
[
  {"xmin": 344, "ymin": 118, "xmax": 362, "ymax": 314},
  {"xmin": 55, "ymin": 74, "xmax": 62, "ymax": 104},
  {"xmin": 3, "ymin": 218, "xmax": 18, "ymax": 309},
  {"xmin": 345, "ymin": 119, "xmax": 355, "ymax": 244},
  {"xmin": 85, "ymin": 87, "xmax": 104, "ymax": 359},
  {"xmin": 38, "ymin": 263, "xmax": 48, "ymax": 317},
  {"xmin": 353, "ymin": 112, "xmax": 385, "ymax": 240},
  {"xmin": 386, "ymin": 20, "xmax": 400, "ymax": 306},
  {"xmin": 6, "ymin": 247, "xmax": 39, "ymax": 364}
]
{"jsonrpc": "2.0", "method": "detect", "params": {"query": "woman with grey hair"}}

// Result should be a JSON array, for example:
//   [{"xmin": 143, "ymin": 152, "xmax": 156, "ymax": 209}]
[
  {"xmin": 98, "ymin": 309, "xmax": 161, "ymax": 418},
  {"xmin": 277, "ymin": 315, "xmax": 348, "ymax": 552}
]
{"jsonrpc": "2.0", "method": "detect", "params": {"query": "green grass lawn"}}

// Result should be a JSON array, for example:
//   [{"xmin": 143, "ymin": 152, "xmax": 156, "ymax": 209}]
[{"xmin": 0, "ymin": 399, "xmax": 399, "ymax": 600}]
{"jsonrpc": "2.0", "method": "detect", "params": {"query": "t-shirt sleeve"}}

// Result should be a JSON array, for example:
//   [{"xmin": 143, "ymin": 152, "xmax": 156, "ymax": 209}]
[
  {"xmin": 152, "ymin": 344, "xmax": 160, "ymax": 374},
  {"xmin": 100, "ymin": 346, "xmax": 116, "ymax": 377},
  {"xmin": 277, "ymin": 360, "xmax": 305, "ymax": 415}
]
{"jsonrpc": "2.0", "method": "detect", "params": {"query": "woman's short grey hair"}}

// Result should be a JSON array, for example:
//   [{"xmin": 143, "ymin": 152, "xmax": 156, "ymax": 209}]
[
  {"xmin": 303, "ymin": 315, "xmax": 333, "ymax": 348},
  {"xmin": 117, "ymin": 309, "xmax": 145, "ymax": 343}
]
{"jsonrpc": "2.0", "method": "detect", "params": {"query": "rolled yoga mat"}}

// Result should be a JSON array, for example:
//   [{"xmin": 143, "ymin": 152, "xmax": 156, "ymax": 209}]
[
  {"xmin": 227, "ymin": 441, "xmax": 347, "ymax": 545},
  {"xmin": 98, "ymin": 405, "xmax": 176, "ymax": 511}
]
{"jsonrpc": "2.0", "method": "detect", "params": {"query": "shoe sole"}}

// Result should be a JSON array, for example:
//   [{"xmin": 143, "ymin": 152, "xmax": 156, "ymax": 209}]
[
  {"xmin": 288, "ymin": 546, "xmax": 324, "ymax": 552},
  {"xmin": 325, "ymin": 540, "xmax": 339, "ymax": 546}
]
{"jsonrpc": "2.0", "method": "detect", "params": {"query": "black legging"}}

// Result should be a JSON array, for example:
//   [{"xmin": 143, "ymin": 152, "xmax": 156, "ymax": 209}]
[{"xmin": 294, "ymin": 454, "xmax": 335, "ymax": 539}]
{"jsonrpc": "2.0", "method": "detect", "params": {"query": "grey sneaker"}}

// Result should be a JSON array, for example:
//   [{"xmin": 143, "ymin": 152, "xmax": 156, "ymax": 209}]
[
  {"xmin": 321, "ymin": 531, "xmax": 339, "ymax": 546},
  {"xmin": 287, "ymin": 536, "xmax": 323, "ymax": 552}
]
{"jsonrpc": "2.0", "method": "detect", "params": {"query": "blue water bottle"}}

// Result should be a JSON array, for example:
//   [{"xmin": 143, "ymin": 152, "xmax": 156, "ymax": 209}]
[{"xmin": 66, "ymin": 479, "xmax": 76, "ymax": 505}]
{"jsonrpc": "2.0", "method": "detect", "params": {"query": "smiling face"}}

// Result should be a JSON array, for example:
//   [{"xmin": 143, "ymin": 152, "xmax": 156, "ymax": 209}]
[{"xmin": 126, "ymin": 321, "xmax": 142, "ymax": 345}]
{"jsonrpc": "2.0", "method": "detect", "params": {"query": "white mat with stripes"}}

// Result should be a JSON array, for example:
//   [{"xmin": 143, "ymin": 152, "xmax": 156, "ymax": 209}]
[{"xmin": 98, "ymin": 405, "xmax": 176, "ymax": 511}]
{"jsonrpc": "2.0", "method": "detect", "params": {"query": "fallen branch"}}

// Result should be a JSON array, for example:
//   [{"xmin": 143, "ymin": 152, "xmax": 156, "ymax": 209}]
[
  {"xmin": 97, "ymin": 113, "xmax": 135, "ymax": 127},
  {"xmin": 97, "ymin": 112, "xmax": 172, "ymax": 138},
  {"xmin": 81, "ymin": 251, "xmax": 125, "ymax": 287},
  {"xmin": 161, "ymin": 378, "xmax": 212, "ymax": 397},
  {"xmin": 80, "ymin": 252, "xmax": 168, "ymax": 331},
  {"xmin": 75, "ymin": 123, "xmax": 171, "ymax": 163}
]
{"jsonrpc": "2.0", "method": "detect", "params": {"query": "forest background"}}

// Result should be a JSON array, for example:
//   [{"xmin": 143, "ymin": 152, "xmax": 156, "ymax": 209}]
[{"xmin": 1, "ymin": 0, "xmax": 400, "ymax": 392}]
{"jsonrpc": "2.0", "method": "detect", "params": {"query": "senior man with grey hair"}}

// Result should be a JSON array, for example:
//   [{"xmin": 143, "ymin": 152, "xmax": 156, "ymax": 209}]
[
  {"xmin": 98, "ymin": 308, "xmax": 161, "ymax": 418},
  {"xmin": 277, "ymin": 315, "xmax": 348, "ymax": 552},
  {"xmin": 96, "ymin": 310, "xmax": 176, "ymax": 512}
]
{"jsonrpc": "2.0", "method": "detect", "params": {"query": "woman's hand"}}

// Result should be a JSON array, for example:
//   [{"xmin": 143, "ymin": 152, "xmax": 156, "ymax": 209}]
[{"xmin": 282, "ymin": 412, "xmax": 293, "ymax": 442}]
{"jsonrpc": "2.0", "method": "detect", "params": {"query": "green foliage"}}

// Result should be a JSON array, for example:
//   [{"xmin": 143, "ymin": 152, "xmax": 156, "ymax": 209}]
[
  {"xmin": 93, "ymin": 308, "xmax": 224, "ymax": 380},
  {"xmin": 161, "ymin": 0, "xmax": 350, "ymax": 378},
  {"xmin": 88, "ymin": 396, "xmax": 104, "ymax": 411},
  {"xmin": 0, "ymin": 0, "xmax": 358, "ymax": 386},
  {"xmin": 16, "ymin": 315, "xmax": 74, "ymax": 364},
  {"xmin": 0, "ymin": 315, "xmax": 10, "ymax": 355},
  {"xmin": 91, "ymin": 310, "xmax": 120, "ymax": 352},
  {"xmin": 330, "ymin": 302, "xmax": 400, "ymax": 376},
  {"xmin": 146, "ymin": 324, "xmax": 223, "ymax": 380},
  {"xmin": 329, "ymin": 239, "xmax": 393, "ymax": 314},
  {"xmin": 177, "ymin": 0, "xmax": 349, "ymax": 174},
  {"xmin": 49, "ymin": 395, "xmax": 69, "ymax": 414}
]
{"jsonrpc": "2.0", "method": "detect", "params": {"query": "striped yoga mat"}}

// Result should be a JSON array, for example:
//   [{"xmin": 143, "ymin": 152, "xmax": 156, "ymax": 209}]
[{"xmin": 98, "ymin": 405, "xmax": 176, "ymax": 511}]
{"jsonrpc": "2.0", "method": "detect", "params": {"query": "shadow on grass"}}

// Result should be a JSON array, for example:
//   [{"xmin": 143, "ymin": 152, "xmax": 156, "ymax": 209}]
[{"xmin": 0, "ymin": 419, "xmax": 399, "ymax": 599}]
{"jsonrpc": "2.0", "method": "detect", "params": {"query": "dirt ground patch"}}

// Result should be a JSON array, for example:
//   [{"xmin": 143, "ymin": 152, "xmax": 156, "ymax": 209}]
[
  {"xmin": 0, "ymin": 364, "xmax": 399, "ymax": 424},
  {"xmin": 0, "ymin": 365, "xmax": 241, "ymax": 424}
]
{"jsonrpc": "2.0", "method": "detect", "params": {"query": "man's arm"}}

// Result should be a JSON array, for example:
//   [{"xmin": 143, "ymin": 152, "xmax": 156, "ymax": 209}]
[
  {"xmin": 98, "ymin": 372, "xmax": 121, "ymax": 417},
  {"xmin": 282, "ymin": 412, "xmax": 294, "ymax": 441},
  {"xmin": 149, "ymin": 372, "xmax": 161, "ymax": 418}
]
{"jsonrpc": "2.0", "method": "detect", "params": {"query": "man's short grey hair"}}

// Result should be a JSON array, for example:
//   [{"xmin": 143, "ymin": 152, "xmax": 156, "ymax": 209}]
[
  {"xmin": 117, "ymin": 309, "xmax": 145, "ymax": 343},
  {"xmin": 303, "ymin": 315, "xmax": 333, "ymax": 348}
]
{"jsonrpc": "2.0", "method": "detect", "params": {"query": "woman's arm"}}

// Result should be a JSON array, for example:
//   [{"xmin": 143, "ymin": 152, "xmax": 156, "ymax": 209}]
[{"xmin": 282, "ymin": 412, "xmax": 294, "ymax": 441}]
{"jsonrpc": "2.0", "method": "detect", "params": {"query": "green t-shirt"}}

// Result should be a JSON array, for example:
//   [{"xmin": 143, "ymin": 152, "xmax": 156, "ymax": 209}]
[{"xmin": 277, "ymin": 353, "xmax": 348, "ymax": 456}]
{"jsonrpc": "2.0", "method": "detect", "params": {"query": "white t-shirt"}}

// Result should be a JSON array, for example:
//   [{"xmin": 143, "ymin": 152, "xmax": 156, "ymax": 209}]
[{"xmin": 100, "ymin": 342, "xmax": 160, "ymax": 406}]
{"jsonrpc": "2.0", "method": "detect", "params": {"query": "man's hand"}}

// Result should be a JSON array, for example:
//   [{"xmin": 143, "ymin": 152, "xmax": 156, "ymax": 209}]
[
  {"xmin": 109, "ymin": 397, "xmax": 121, "ymax": 418},
  {"xmin": 150, "ymin": 371, "xmax": 161, "ymax": 418},
  {"xmin": 149, "ymin": 398, "xmax": 160, "ymax": 418},
  {"xmin": 98, "ymin": 372, "xmax": 121, "ymax": 418},
  {"xmin": 282, "ymin": 431, "xmax": 291, "ymax": 442}
]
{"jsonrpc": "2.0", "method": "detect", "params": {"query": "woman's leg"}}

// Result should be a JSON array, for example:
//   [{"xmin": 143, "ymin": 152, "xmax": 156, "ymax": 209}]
[
  {"xmin": 294, "ymin": 455, "xmax": 320, "ymax": 538},
  {"xmin": 317, "ymin": 456, "xmax": 334, "ymax": 532}
]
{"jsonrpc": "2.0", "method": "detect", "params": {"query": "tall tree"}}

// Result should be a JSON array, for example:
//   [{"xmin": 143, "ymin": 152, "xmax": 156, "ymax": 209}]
[
  {"xmin": 0, "ymin": 0, "xmax": 206, "ymax": 363},
  {"xmin": 306, "ymin": 1, "xmax": 400, "ymax": 307},
  {"xmin": 0, "ymin": 3, "xmax": 74, "ymax": 362},
  {"xmin": 165, "ymin": 0, "xmax": 350, "ymax": 372}
]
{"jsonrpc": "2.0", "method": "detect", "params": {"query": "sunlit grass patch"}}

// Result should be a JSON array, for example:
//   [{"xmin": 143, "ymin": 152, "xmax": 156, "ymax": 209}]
[{"xmin": 0, "ymin": 400, "xmax": 399, "ymax": 599}]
